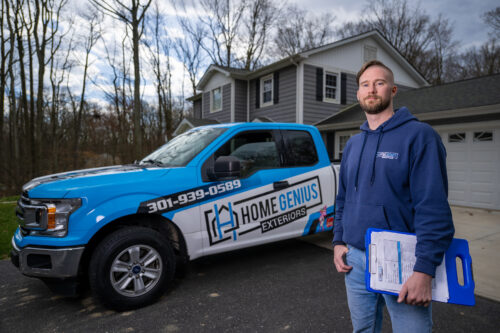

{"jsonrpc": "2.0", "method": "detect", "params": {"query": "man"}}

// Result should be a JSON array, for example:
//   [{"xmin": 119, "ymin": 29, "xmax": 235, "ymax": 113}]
[{"xmin": 332, "ymin": 60, "xmax": 454, "ymax": 333}]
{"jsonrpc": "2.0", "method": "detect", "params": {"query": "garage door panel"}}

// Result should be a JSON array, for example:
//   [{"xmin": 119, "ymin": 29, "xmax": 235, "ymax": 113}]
[
  {"xmin": 449, "ymin": 190, "xmax": 466, "ymax": 202},
  {"xmin": 448, "ymin": 171, "xmax": 466, "ymax": 181},
  {"xmin": 448, "ymin": 181, "xmax": 467, "ymax": 191},
  {"xmin": 470, "ymin": 192, "xmax": 494, "ymax": 205},
  {"xmin": 471, "ymin": 171, "xmax": 496, "ymax": 183},
  {"xmin": 471, "ymin": 162, "xmax": 497, "ymax": 172},
  {"xmin": 471, "ymin": 150, "xmax": 497, "ymax": 162},
  {"xmin": 447, "ymin": 152, "xmax": 467, "ymax": 162}
]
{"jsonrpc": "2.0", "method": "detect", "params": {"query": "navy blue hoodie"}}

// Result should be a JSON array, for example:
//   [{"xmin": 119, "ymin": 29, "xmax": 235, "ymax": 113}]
[{"xmin": 333, "ymin": 107, "xmax": 454, "ymax": 277}]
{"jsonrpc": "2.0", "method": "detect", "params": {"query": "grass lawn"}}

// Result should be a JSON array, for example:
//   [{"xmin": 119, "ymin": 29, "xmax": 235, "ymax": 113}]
[{"xmin": 0, "ymin": 196, "xmax": 19, "ymax": 260}]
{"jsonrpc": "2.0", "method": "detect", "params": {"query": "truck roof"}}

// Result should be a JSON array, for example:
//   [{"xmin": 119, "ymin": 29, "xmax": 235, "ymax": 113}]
[{"xmin": 193, "ymin": 122, "xmax": 317, "ymax": 131}]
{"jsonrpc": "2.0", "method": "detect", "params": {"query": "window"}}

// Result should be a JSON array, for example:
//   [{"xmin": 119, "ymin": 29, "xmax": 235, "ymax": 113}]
[
  {"xmin": 210, "ymin": 87, "xmax": 222, "ymax": 112},
  {"xmin": 214, "ymin": 131, "xmax": 280, "ymax": 178},
  {"xmin": 473, "ymin": 131, "xmax": 493, "ymax": 142},
  {"xmin": 364, "ymin": 45, "xmax": 377, "ymax": 62},
  {"xmin": 448, "ymin": 133, "xmax": 466, "ymax": 143},
  {"xmin": 334, "ymin": 130, "xmax": 359, "ymax": 160},
  {"xmin": 283, "ymin": 131, "xmax": 318, "ymax": 166},
  {"xmin": 260, "ymin": 75, "xmax": 273, "ymax": 107},
  {"xmin": 324, "ymin": 71, "xmax": 339, "ymax": 103}
]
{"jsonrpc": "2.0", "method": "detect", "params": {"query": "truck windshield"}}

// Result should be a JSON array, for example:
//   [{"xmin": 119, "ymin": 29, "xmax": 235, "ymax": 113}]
[{"xmin": 139, "ymin": 127, "xmax": 227, "ymax": 167}]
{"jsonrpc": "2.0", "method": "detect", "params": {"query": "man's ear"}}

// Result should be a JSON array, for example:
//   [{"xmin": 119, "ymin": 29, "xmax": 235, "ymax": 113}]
[{"xmin": 391, "ymin": 85, "xmax": 397, "ymax": 97}]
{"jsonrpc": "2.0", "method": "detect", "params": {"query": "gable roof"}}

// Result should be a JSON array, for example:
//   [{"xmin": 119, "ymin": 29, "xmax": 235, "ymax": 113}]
[
  {"xmin": 300, "ymin": 30, "xmax": 428, "ymax": 86},
  {"xmin": 196, "ymin": 65, "xmax": 251, "ymax": 90},
  {"xmin": 315, "ymin": 73, "xmax": 500, "ymax": 129},
  {"xmin": 195, "ymin": 30, "xmax": 428, "ymax": 91}
]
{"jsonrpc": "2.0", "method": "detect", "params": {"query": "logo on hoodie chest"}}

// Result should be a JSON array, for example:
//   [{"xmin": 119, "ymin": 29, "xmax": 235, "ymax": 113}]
[{"xmin": 376, "ymin": 152, "xmax": 399, "ymax": 160}]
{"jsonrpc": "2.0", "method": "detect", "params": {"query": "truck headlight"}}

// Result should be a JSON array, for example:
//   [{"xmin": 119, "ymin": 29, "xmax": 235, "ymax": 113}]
[{"xmin": 17, "ymin": 197, "xmax": 82, "ymax": 237}]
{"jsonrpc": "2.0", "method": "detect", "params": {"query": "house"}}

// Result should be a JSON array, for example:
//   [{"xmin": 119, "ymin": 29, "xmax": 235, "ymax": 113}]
[
  {"xmin": 185, "ymin": 30, "xmax": 428, "ymax": 128},
  {"xmin": 316, "ymin": 73, "xmax": 500, "ymax": 210},
  {"xmin": 183, "ymin": 29, "xmax": 499, "ymax": 210}
]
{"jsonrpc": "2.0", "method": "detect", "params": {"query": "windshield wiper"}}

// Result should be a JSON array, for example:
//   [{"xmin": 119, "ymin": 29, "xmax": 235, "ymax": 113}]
[{"xmin": 140, "ymin": 159, "xmax": 165, "ymax": 167}]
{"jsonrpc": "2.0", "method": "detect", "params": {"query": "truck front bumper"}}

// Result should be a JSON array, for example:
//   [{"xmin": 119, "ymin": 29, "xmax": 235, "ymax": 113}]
[{"xmin": 10, "ymin": 237, "xmax": 84, "ymax": 279}]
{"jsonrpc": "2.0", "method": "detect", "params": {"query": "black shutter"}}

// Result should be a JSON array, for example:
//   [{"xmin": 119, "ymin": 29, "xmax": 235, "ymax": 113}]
[
  {"xmin": 341, "ymin": 73, "xmax": 347, "ymax": 104},
  {"xmin": 255, "ymin": 79, "xmax": 260, "ymax": 109},
  {"xmin": 273, "ymin": 71, "xmax": 279, "ymax": 104},
  {"xmin": 316, "ymin": 67, "xmax": 323, "ymax": 101}
]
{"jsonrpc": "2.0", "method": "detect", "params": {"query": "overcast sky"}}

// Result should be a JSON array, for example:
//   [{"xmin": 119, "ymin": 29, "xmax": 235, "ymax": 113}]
[
  {"xmin": 291, "ymin": 0, "xmax": 498, "ymax": 49},
  {"xmin": 71, "ymin": 0, "xmax": 498, "ymax": 106}
]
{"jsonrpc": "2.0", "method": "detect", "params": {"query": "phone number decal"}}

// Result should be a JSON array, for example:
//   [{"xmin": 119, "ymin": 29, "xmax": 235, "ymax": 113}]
[{"xmin": 137, "ymin": 180, "xmax": 242, "ymax": 214}]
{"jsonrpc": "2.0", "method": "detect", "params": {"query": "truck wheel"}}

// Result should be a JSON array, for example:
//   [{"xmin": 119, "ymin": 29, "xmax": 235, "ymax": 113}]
[{"xmin": 89, "ymin": 226, "xmax": 175, "ymax": 311}]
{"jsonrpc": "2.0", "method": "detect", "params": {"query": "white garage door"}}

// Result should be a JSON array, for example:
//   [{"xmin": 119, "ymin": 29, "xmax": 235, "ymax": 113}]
[{"xmin": 439, "ymin": 126, "xmax": 500, "ymax": 210}]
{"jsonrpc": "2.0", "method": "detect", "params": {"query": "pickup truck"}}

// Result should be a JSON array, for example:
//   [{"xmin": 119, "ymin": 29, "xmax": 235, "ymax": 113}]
[{"xmin": 11, "ymin": 122, "xmax": 338, "ymax": 310}]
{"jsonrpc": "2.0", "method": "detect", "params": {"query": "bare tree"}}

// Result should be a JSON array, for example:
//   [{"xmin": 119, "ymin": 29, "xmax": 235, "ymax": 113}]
[
  {"xmin": 91, "ymin": 0, "xmax": 153, "ymax": 159},
  {"xmin": 144, "ymin": 2, "xmax": 174, "ymax": 142},
  {"xmin": 0, "ymin": 0, "xmax": 9, "ymax": 163},
  {"xmin": 424, "ymin": 16, "xmax": 458, "ymax": 84},
  {"xmin": 175, "ymin": 15, "xmax": 204, "ymax": 96},
  {"xmin": 483, "ymin": 7, "xmax": 500, "ymax": 38},
  {"xmin": 274, "ymin": 5, "xmax": 335, "ymax": 57},
  {"xmin": 181, "ymin": 0, "xmax": 246, "ymax": 68},
  {"xmin": 67, "ymin": 9, "xmax": 102, "ymax": 168},
  {"xmin": 458, "ymin": 40, "xmax": 500, "ymax": 79},
  {"xmin": 237, "ymin": 0, "xmax": 277, "ymax": 69}
]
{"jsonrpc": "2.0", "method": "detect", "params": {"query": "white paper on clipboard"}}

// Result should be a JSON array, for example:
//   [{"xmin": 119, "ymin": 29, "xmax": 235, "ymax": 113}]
[{"xmin": 368, "ymin": 231, "xmax": 449, "ymax": 302}]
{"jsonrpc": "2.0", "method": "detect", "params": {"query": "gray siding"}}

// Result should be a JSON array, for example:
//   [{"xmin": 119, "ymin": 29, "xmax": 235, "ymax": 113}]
[
  {"xmin": 303, "ymin": 64, "xmax": 357, "ymax": 125},
  {"xmin": 193, "ymin": 99, "xmax": 202, "ymax": 119},
  {"xmin": 234, "ymin": 79, "xmax": 247, "ymax": 122},
  {"xmin": 249, "ymin": 65, "xmax": 296, "ymax": 123},
  {"xmin": 202, "ymin": 83, "xmax": 231, "ymax": 123}
]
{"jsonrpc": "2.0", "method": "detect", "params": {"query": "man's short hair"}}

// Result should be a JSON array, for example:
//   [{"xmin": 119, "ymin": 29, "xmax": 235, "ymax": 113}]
[{"xmin": 356, "ymin": 60, "xmax": 394, "ymax": 85}]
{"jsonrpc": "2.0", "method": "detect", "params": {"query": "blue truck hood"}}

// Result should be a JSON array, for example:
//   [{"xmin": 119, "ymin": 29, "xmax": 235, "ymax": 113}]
[{"xmin": 24, "ymin": 165, "xmax": 171, "ymax": 199}]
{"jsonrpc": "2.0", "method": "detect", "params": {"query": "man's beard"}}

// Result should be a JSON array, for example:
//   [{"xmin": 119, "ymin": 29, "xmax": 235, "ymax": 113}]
[{"xmin": 360, "ymin": 95, "xmax": 391, "ymax": 114}]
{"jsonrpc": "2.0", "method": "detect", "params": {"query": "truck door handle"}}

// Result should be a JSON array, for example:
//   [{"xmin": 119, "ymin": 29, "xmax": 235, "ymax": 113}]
[{"xmin": 273, "ymin": 181, "xmax": 289, "ymax": 190}]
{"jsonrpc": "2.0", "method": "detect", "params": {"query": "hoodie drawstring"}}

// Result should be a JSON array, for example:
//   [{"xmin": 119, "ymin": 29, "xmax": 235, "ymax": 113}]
[
  {"xmin": 354, "ymin": 132, "xmax": 368, "ymax": 191},
  {"xmin": 370, "ymin": 131, "xmax": 384, "ymax": 185}
]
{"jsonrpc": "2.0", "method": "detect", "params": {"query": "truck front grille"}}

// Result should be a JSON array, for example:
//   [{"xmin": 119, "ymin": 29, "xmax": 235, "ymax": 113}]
[{"xmin": 16, "ymin": 195, "xmax": 49, "ymax": 232}]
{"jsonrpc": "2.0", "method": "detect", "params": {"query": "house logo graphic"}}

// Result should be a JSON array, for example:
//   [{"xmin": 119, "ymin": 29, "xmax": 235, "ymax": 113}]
[{"xmin": 204, "ymin": 203, "xmax": 240, "ymax": 246}]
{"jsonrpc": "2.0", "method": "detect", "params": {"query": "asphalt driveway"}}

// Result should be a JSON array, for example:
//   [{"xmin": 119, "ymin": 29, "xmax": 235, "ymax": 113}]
[{"xmin": 1, "ymin": 238, "xmax": 499, "ymax": 332}]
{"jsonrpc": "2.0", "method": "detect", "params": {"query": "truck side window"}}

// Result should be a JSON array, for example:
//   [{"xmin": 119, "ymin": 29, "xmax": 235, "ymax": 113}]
[
  {"xmin": 283, "ymin": 130, "xmax": 318, "ymax": 166},
  {"xmin": 214, "ymin": 131, "xmax": 280, "ymax": 178}
]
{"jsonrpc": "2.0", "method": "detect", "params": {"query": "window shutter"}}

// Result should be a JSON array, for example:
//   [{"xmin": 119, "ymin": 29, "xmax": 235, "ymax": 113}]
[
  {"xmin": 316, "ymin": 67, "xmax": 323, "ymax": 101},
  {"xmin": 273, "ymin": 71, "xmax": 279, "ymax": 104},
  {"xmin": 255, "ymin": 79, "xmax": 260, "ymax": 109},
  {"xmin": 341, "ymin": 73, "xmax": 347, "ymax": 104}
]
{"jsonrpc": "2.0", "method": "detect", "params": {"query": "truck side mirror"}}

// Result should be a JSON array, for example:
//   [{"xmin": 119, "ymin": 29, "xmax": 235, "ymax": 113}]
[{"xmin": 214, "ymin": 156, "xmax": 241, "ymax": 179}]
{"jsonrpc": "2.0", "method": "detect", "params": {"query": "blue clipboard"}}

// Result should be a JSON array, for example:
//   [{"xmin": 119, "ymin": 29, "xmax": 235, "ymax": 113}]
[{"xmin": 365, "ymin": 228, "xmax": 475, "ymax": 306}]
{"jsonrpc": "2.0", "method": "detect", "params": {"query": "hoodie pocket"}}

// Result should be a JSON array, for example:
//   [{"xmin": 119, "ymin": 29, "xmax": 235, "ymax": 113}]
[{"xmin": 342, "ymin": 202, "xmax": 390, "ymax": 249}]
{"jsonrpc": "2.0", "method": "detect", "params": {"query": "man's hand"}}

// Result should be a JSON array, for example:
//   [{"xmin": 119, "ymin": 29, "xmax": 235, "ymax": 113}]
[
  {"xmin": 397, "ymin": 271, "xmax": 433, "ymax": 307},
  {"xmin": 333, "ymin": 244, "xmax": 353, "ymax": 273}
]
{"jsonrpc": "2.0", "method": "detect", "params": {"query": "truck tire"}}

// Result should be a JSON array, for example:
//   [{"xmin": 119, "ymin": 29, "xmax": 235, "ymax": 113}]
[{"xmin": 89, "ymin": 226, "xmax": 175, "ymax": 311}]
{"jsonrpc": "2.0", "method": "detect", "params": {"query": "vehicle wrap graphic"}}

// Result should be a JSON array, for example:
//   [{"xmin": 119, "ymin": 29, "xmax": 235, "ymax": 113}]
[
  {"xmin": 137, "ymin": 180, "xmax": 242, "ymax": 214},
  {"xmin": 302, "ymin": 205, "xmax": 335, "ymax": 236},
  {"xmin": 203, "ymin": 176, "xmax": 323, "ymax": 246}
]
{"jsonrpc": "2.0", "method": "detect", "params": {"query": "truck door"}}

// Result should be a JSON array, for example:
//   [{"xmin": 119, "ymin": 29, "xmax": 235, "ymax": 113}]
[
  {"xmin": 280, "ymin": 129, "xmax": 335, "ymax": 236},
  {"xmin": 198, "ymin": 129, "xmax": 293, "ymax": 256}
]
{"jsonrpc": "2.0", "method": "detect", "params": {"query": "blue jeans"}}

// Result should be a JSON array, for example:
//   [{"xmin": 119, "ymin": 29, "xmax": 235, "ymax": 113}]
[{"xmin": 344, "ymin": 245, "xmax": 432, "ymax": 333}]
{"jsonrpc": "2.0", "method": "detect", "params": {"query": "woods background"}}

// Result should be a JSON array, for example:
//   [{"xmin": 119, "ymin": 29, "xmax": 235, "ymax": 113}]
[{"xmin": 0, "ymin": 0, "xmax": 499, "ymax": 196}]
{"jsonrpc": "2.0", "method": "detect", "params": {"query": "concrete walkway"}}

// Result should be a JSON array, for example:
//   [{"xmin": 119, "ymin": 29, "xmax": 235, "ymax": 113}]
[{"xmin": 302, "ymin": 205, "xmax": 500, "ymax": 302}]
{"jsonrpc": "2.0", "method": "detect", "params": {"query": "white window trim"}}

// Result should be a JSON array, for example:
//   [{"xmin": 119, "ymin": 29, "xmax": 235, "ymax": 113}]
[
  {"xmin": 210, "ymin": 86, "xmax": 223, "ymax": 113},
  {"xmin": 323, "ymin": 70, "xmax": 340, "ymax": 104},
  {"xmin": 260, "ymin": 74, "xmax": 274, "ymax": 108},
  {"xmin": 335, "ymin": 130, "xmax": 359, "ymax": 160}
]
